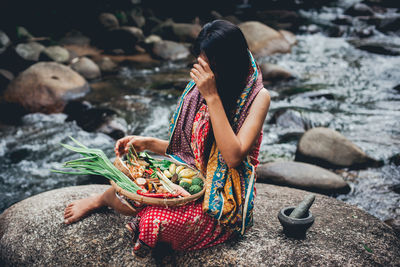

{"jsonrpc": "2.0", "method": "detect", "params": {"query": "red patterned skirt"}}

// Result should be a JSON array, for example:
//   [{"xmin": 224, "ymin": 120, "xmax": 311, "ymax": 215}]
[{"xmin": 134, "ymin": 201, "xmax": 232, "ymax": 251}]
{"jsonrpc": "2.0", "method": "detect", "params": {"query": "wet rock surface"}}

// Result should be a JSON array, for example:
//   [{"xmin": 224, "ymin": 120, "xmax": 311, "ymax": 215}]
[
  {"xmin": 0, "ymin": 69, "xmax": 13, "ymax": 92},
  {"xmin": 64, "ymin": 101, "xmax": 126, "ymax": 139},
  {"xmin": 101, "ymin": 27, "xmax": 144, "ymax": 54},
  {"xmin": 15, "ymin": 42, "xmax": 45, "ymax": 62},
  {"xmin": 40, "ymin": 46, "xmax": 70, "ymax": 63},
  {"xmin": 256, "ymin": 161, "xmax": 350, "ymax": 194},
  {"xmin": 1, "ymin": 184, "xmax": 399, "ymax": 266},
  {"xmin": 0, "ymin": 31, "xmax": 11, "ymax": 54},
  {"xmin": 151, "ymin": 20, "xmax": 202, "ymax": 43},
  {"xmin": 1, "ymin": 62, "xmax": 89, "ymax": 114},
  {"xmin": 151, "ymin": 40, "xmax": 190, "ymax": 61},
  {"xmin": 296, "ymin": 127, "xmax": 380, "ymax": 169},
  {"xmin": 239, "ymin": 21, "xmax": 293, "ymax": 57},
  {"xmin": 348, "ymin": 37, "xmax": 400, "ymax": 56},
  {"xmin": 71, "ymin": 57, "xmax": 101, "ymax": 80},
  {"xmin": 260, "ymin": 62, "xmax": 294, "ymax": 81}
]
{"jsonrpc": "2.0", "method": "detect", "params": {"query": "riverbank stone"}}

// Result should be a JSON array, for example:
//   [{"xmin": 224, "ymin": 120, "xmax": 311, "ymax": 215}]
[
  {"xmin": 64, "ymin": 101, "xmax": 126, "ymax": 139},
  {"xmin": 295, "ymin": 127, "xmax": 380, "ymax": 169},
  {"xmin": 102, "ymin": 26, "xmax": 144, "ymax": 54},
  {"xmin": 95, "ymin": 56, "xmax": 118, "ymax": 74},
  {"xmin": 151, "ymin": 40, "xmax": 190, "ymax": 61},
  {"xmin": 151, "ymin": 20, "xmax": 201, "ymax": 43},
  {"xmin": 15, "ymin": 42, "xmax": 45, "ymax": 62},
  {"xmin": 345, "ymin": 3, "xmax": 375, "ymax": 17},
  {"xmin": 260, "ymin": 62, "xmax": 294, "ymax": 81},
  {"xmin": 0, "ymin": 31, "xmax": 11, "ymax": 54},
  {"xmin": 40, "ymin": 46, "xmax": 70, "ymax": 63},
  {"xmin": 71, "ymin": 57, "xmax": 101, "ymax": 80},
  {"xmin": 59, "ymin": 31, "xmax": 91, "ymax": 47},
  {"xmin": 348, "ymin": 37, "xmax": 400, "ymax": 56},
  {"xmin": 99, "ymin": 13, "xmax": 119, "ymax": 30},
  {"xmin": 256, "ymin": 161, "xmax": 350, "ymax": 194},
  {"xmin": 239, "ymin": 21, "xmax": 292, "ymax": 57},
  {"xmin": 1, "ymin": 62, "xmax": 89, "ymax": 114},
  {"xmin": 0, "ymin": 69, "xmax": 14, "ymax": 92},
  {"xmin": 1, "ymin": 184, "xmax": 399, "ymax": 266}
]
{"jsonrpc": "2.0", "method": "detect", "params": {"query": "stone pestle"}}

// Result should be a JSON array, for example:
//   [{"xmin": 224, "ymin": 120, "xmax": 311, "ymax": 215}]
[{"xmin": 289, "ymin": 194, "xmax": 316, "ymax": 219}]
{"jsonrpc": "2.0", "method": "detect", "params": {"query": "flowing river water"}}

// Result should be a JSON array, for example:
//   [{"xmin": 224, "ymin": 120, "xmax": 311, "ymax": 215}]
[{"xmin": 0, "ymin": 34, "xmax": 399, "ymax": 222}]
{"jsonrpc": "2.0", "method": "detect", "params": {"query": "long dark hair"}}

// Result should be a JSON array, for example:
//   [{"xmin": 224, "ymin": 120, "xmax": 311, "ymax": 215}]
[{"xmin": 192, "ymin": 20, "xmax": 251, "ymax": 123}]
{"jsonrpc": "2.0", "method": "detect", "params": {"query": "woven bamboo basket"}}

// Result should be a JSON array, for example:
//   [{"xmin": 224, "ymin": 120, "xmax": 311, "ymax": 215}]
[{"xmin": 111, "ymin": 156, "xmax": 205, "ymax": 207}]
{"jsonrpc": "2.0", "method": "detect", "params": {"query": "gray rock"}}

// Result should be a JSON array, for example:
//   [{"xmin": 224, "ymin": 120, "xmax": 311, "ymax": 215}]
[
  {"xmin": 345, "ymin": 3, "xmax": 375, "ymax": 17},
  {"xmin": 364, "ymin": 0, "xmax": 399, "ymax": 7},
  {"xmin": 256, "ymin": 161, "xmax": 350, "ymax": 194},
  {"xmin": 71, "ymin": 57, "xmax": 101, "ymax": 80},
  {"xmin": 103, "ymin": 27, "xmax": 144, "ymax": 54},
  {"xmin": 59, "ymin": 31, "xmax": 91, "ymax": 46},
  {"xmin": 144, "ymin": 34, "xmax": 162, "ymax": 45},
  {"xmin": 99, "ymin": 13, "xmax": 119, "ymax": 30},
  {"xmin": 40, "ymin": 46, "xmax": 70, "ymax": 63},
  {"xmin": 0, "ymin": 30, "xmax": 11, "ymax": 54},
  {"xmin": 259, "ymin": 62, "xmax": 294, "ymax": 81},
  {"xmin": 16, "ymin": 26, "xmax": 33, "ymax": 40},
  {"xmin": 296, "ymin": 127, "xmax": 380, "ymax": 169},
  {"xmin": 95, "ymin": 57, "xmax": 118, "ymax": 73},
  {"xmin": 333, "ymin": 14, "xmax": 354, "ymax": 25},
  {"xmin": 0, "ymin": 69, "xmax": 14, "ymax": 92},
  {"xmin": 365, "ymin": 13, "xmax": 400, "ymax": 33},
  {"xmin": 279, "ymin": 30, "xmax": 297, "ymax": 46},
  {"xmin": 129, "ymin": 8, "xmax": 146, "ymax": 28},
  {"xmin": 63, "ymin": 101, "xmax": 126, "ymax": 139},
  {"xmin": 271, "ymin": 109, "xmax": 306, "ymax": 131},
  {"xmin": 152, "ymin": 40, "xmax": 190, "ymax": 61},
  {"xmin": 15, "ymin": 42, "xmax": 45, "ymax": 62},
  {"xmin": 1, "ymin": 184, "xmax": 399, "ymax": 266},
  {"xmin": 239, "ymin": 21, "xmax": 293, "ymax": 57},
  {"xmin": 2, "ymin": 62, "xmax": 89, "ymax": 114},
  {"xmin": 152, "ymin": 20, "xmax": 201, "ymax": 43},
  {"xmin": 348, "ymin": 37, "xmax": 400, "ymax": 56},
  {"xmin": 385, "ymin": 218, "xmax": 400, "ymax": 236},
  {"xmin": 97, "ymin": 115, "xmax": 128, "ymax": 140}
]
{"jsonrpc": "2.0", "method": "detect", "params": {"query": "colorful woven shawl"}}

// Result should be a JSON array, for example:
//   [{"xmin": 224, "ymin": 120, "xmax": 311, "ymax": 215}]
[{"xmin": 166, "ymin": 52, "xmax": 264, "ymax": 235}]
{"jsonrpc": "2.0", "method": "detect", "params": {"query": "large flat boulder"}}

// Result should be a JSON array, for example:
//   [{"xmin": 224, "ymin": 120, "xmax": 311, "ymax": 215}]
[
  {"xmin": 239, "ymin": 21, "xmax": 293, "ymax": 57},
  {"xmin": 1, "ymin": 62, "xmax": 89, "ymax": 114},
  {"xmin": 1, "ymin": 184, "xmax": 399, "ymax": 266},
  {"xmin": 295, "ymin": 127, "xmax": 381, "ymax": 169},
  {"xmin": 257, "ymin": 161, "xmax": 350, "ymax": 194}
]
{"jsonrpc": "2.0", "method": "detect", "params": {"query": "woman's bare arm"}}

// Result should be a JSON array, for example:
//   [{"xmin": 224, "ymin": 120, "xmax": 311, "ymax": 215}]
[
  {"xmin": 205, "ymin": 89, "xmax": 270, "ymax": 168},
  {"xmin": 114, "ymin": 136, "xmax": 168, "ymax": 156},
  {"xmin": 191, "ymin": 57, "xmax": 270, "ymax": 168},
  {"xmin": 146, "ymin": 137, "xmax": 169, "ymax": 155}
]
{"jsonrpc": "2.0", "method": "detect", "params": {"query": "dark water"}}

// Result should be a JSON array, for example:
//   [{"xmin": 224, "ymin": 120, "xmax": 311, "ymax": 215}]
[{"xmin": 1, "ymin": 33, "xmax": 399, "ymax": 221}]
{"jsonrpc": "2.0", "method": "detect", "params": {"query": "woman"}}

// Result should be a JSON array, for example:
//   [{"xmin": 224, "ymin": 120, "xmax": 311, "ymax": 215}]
[{"xmin": 63, "ymin": 20, "xmax": 270, "ymax": 255}]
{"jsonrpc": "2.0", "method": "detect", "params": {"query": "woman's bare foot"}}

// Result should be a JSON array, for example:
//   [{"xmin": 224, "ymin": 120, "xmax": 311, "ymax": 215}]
[{"xmin": 64, "ymin": 194, "xmax": 103, "ymax": 225}]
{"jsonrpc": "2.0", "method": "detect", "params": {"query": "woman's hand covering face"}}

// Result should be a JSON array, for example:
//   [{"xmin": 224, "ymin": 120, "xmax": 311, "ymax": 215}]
[{"xmin": 190, "ymin": 57, "xmax": 218, "ymax": 101}]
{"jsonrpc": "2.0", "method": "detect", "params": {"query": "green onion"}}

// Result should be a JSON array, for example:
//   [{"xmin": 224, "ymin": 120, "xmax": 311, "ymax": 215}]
[
  {"xmin": 156, "ymin": 170, "xmax": 175, "ymax": 193},
  {"xmin": 52, "ymin": 136, "xmax": 141, "ymax": 193}
]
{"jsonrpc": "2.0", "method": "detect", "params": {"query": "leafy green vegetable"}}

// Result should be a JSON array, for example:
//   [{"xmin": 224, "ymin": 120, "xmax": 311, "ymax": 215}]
[
  {"xmin": 52, "ymin": 136, "xmax": 141, "ymax": 193},
  {"xmin": 191, "ymin": 177, "xmax": 204, "ymax": 187},
  {"xmin": 189, "ymin": 185, "xmax": 202, "ymax": 195},
  {"xmin": 138, "ymin": 151, "xmax": 172, "ymax": 171}
]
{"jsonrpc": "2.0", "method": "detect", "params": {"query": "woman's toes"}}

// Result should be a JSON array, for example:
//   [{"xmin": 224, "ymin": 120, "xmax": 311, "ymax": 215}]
[{"xmin": 64, "ymin": 211, "xmax": 73, "ymax": 218}]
